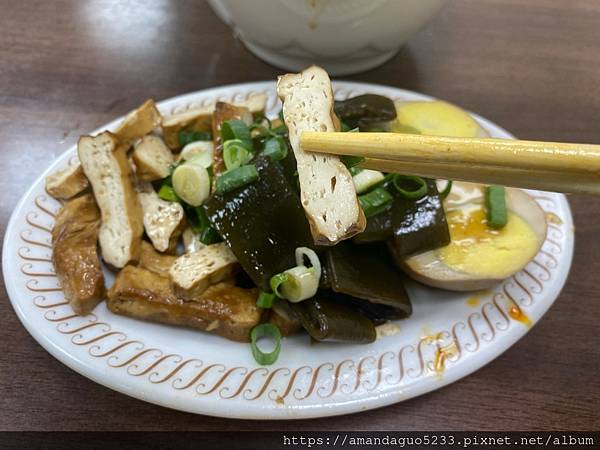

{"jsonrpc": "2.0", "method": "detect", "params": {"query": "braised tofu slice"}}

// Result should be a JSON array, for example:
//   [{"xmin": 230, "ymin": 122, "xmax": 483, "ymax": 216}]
[
  {"xmin": 138, "ymin": 241, "xmax": 177, "ymax": 277},
  {"xmin": 169, "ymin": 243, "xmax": 238, "ymax": 300},
  {"xmin": 132, "ymin": 135, "xmax": 173, "ymax": 181},
  {"xmin": 137, "ymin": 182, "xmax": 184, "ymax": 253},
  {"xmin": 78, "ymin": 132, "xmax": 144, "ymax": 268},
  {"xmin": 52, "ymin": 194, "xmax": 105, "ymax": 315},
  {"xmin": 277, "ymin": 65, "xmax": 365, "ymax": 245},
  {"xmin": 107, "ymin": 266, "xmax": 260, "ymax": 342},
  {"xmin": 45, "ymin": 163, "xmax": 89, "ymax": 200},
  {"xmin": 116, "ymin": 99, "xmax": 162, "ymax": 145}
]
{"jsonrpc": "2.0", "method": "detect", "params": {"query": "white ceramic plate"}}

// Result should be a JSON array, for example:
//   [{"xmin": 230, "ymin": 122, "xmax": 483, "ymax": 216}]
[{"xmin": 3, "ymin": 81, "xmax": 574, "ymax": 419}]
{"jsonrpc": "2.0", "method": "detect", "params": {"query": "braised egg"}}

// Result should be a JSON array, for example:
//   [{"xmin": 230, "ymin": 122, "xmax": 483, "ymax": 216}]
[{"xmin": 401, "ymin": 182, "xmax": 547, "ymax": 291}]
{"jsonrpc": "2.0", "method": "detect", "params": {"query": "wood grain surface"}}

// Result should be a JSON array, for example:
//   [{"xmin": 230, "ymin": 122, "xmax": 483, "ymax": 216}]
[{"xmin": 1, "ymin": 0, "xmax": 599, "ymax": 432}]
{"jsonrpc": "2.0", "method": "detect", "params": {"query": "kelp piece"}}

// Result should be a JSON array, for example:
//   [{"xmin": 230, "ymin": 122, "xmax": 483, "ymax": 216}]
[
  {"xmin": 290, "ymin": 296, "xmax": 376, "ymax": 343},
  {"xmin": 390, "ymin": 179, "xmax": 450, "ymax": 257},
  {"xmin": 353, "ymin": 209, "xmax": 393, "ymax": 244},
  {"xmin": 326, "ymin": 241, "xmax": 411, "ymax": 316},
  {"xmin": 334, "ymin": 94, "xmax": 397, "ymax": 130},
  {"xmin": 321, "ymin": 290, "xmax": 408, "ymax": 325},
  {"xmin": 204, "ymin": 156, "xmax": 314, "ymax": 291}
]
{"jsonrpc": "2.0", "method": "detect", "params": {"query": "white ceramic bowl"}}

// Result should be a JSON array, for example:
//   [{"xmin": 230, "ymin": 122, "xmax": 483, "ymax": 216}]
[{"xmin": 207, "ymin": 0, "xmax": 447, "ymax": 75}]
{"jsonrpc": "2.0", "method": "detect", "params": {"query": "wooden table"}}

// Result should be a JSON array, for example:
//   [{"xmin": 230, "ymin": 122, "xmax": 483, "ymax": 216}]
[{"xmin": 1, "ymin": 0, "xmax": 599, "ymax": 432}]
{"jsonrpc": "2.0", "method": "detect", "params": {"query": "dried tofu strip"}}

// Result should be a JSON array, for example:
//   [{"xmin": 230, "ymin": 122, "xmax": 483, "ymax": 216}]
[
  {"xmin": 169, "ymin": 242, "xmax": 238, "ymax": 300},
  {"xmin": 78, "ymin": 132, "xmax": 144, "ymax": 268},
  {"xmin": 132, "ymin": 135, "xmax": 173, "ymax": 181},
  {"xmin": 138, "ymin": 240, "xmax": 177, "ymax": 277},
  {"xmin": 116, "ymin": 99, "xmax": 162, "ymax": 146},
  {"xmin": 52, "ymin": 194, "xmax": 105, "ymax": 315},
  {"xmin": 45, "ymin": 163, "xmax": 89, "ymax": 200},
  {"xmin": 137, "ymin": 182, "xmax": 185, "ymax": 253},
  {"xmin": 277, "ymin": 65, "xmax": 365, "ymax": 245},
  {"xmin": 108, "ymin": 266, "xmax": 260, "ymax": 342},
  {"xmin": 45, "ymin": 99, "xmax": 161, "ymax": 200}
]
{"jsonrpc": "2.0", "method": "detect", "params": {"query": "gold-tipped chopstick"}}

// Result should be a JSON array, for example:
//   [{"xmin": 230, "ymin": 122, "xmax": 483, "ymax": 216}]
[{"xmin": 300, "ymin": 132, "xmax": 600, "ymax": 194}]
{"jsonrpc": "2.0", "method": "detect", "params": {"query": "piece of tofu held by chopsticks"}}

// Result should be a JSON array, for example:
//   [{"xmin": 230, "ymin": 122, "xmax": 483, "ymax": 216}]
[{"xmin": 277, "ymin": 65, "xmax": 366, "ymax": 245}]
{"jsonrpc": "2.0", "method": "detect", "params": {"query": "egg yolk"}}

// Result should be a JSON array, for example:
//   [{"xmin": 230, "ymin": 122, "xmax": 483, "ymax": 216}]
[{"xmin": 438, "ymin": 208, "xmax": 539, "ymax": 278}]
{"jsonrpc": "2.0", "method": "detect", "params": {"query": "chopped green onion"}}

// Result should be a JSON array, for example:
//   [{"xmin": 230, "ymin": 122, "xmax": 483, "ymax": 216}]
[
  {"xmin": 392, "ymin": 175, "xmax": 428, "ymax": 199},
  {"xmin": 178, "ymin": 130, "xmax": 212, "ymax": 147},
  {"xmin": 249, "ymin": 124, "xmax": 270, "ymax": 138},
  {"xmin": 249, "ymin": 116, "xmax": 273, "ymax": 138},
  {"xmin": 485, "ymin": 185, "xmax": 508, "ymax": 229},
  {"xmin": 220, "ymin": 119, "xmax": 252, "ymax": 150},
  {"xmin": 294, "ymin": 247, "xmax": 322, "ymax": 280},
  {"xmin": 223, "ymin": 139, "xmax": 253, "ymax": 170},
  {"xmin": 263, "ymin": 136, "xmax": 287, "ymax": 161},
  {"xmin": 353, "ymin": 169, "xmax": 385, "ymax": 194},
  {"xmin": 256, "ymin": 291, "xmax": 276, "ymax": 309},
  {"xmin": 190, "ymin": 207, "xmax": 222, "ymax": 244},
  {"xmin": 172, "ymin": 163, "xmax": 211, "ymax": 206},
  {"xmin": 271, "ymin": 266, "xmax": 318, "ymax": 303},
  {"xmin": 358, "ymin": 187, "xmax": 393, "ymax": 218},
  {"xmin": 158, "ymin": 184, "xmax": 179, "ymax": 203},
  {"xmin": 271, "ymin": 123, "xmax": 288, "ymax": 135},
  {"xmin": 215, "ymin": 164, "xmax": 259, "ymax": 194},
  {"xmin": 270, "ymin": 272, "xmax": 289, "ymax": 299},
  {"xmin": 190, "ymin": 207, "xmax": 210, "ymax": 233},
  {"xmin": 250, "ymin": 323, "xmax": 281, "ymax": 365},
  {"xmin": 180, "ymin": 141, "xmax": 214, "ymax": 168},
  {"xmin": 280, "ymin": 266, "xmax": 318, "ymax": 302},
  {"xmin": 341, "ymin": 155, "xmax": 365, "ymax": 169},
  {"xmin": 340, "ymin": 122, "xmax": 359, "ymax": 133},
  {"xmin": 439, "ymin": 180, "xmax": 453, "ymax": 200},
  {"xmin": 199, "ymin": 226, "xmax": 222, "ymax": 245}
]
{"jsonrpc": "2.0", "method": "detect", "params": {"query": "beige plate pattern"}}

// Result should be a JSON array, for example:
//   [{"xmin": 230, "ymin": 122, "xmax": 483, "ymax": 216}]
[{"xmin": 3, "ymin": 81, "xmax": 574, "ymax": 419}]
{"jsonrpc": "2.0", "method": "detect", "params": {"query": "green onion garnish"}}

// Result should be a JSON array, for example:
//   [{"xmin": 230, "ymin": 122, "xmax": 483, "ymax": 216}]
[
  {"xmin": 199, "ymin": 227, "xmax": 222, "ymax": 245},
  {"xmin": 485, "ymin": 185, "xmax": 508, "ymax": 229},
  {"xmin": 348, "ymin": 167, "xmax": 362, "ymax": 176},
  {"xmin": 341, "ymin": 155, "xmax": 365, "ymax": 169},
  {"xmin": 256, "ymin": 291, "xmax": 276, "ymax": 309},
  {"xmin": 271, "ymin": 124, "xmax": 288, "ymax": 135},
  {"xmin": 178, "ymin": 130, "xmax": 212, "ymax": 147},
  {"xmin": 189, "ymin": 207, "xmax": 222, "ymax": 244},
  {"xmin": 392, "ymin": 175, "xmax": 428, "ymax": 199},
  {"xmin": 263, "ymin": 136, "xmax": 287, "ymax": 161},
  {"xmin": 223, "ymin": 139, "xmax": 253, "ymax": 170},
  {"xmin": 220, "ymin": 119, "xmax": 252, "ymax": 150},
  {"xmin": 158, "ymin": 184, "xmax": 180, "ymax": 203},
  {"xmin": 439, "ymin": 180, "xmax": 453, "ymax": 200},
  {"xmin": 358, "ymin": 187, "xmax": 393, "ymax": 218},
  {"xmin": 215, "ymin": 164, "xmax": 259, "ymax": 194},
  {"xmin": 270, "ymin": 272, "xmax": 289, "ymax": 299},
  {"xmin": 250, "ymin": 323, "xmax": 282, "ymax": 366}
]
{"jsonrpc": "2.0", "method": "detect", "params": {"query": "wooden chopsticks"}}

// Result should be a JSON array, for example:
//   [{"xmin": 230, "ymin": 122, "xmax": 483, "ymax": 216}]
[{"xmin": 300, "ymin": 132, "xmax": 600, "ymax": 194}]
